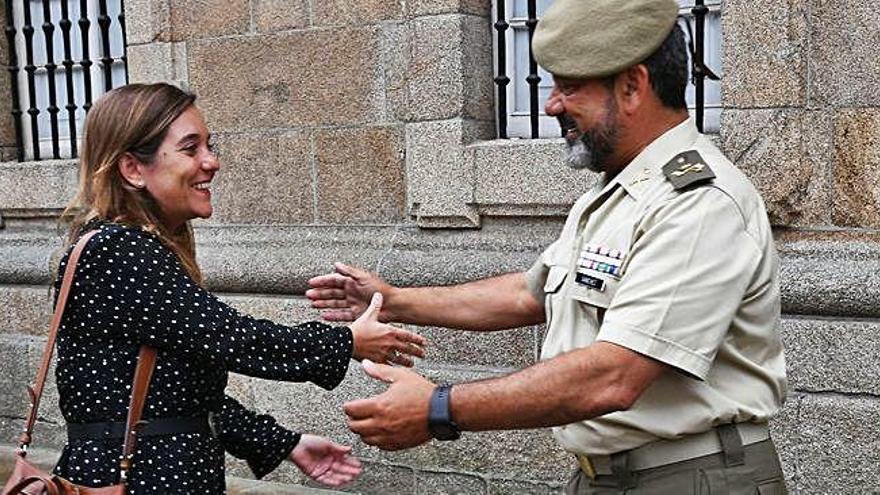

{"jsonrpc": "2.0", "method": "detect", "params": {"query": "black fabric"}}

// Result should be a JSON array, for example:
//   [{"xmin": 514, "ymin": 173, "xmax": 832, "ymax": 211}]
[
  {"xmin": 67, "ymin": 416, "xmax": 211, "ymax": 440},
  {"xmin": 51, "ymin": 223, "xmax": 354, "ymax": 493}
]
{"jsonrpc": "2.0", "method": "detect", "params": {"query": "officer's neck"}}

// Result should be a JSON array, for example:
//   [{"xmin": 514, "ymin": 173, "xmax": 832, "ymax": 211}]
[{"xmin": 603, "ymin": 108, "xmax": 690, "ymax": 180}]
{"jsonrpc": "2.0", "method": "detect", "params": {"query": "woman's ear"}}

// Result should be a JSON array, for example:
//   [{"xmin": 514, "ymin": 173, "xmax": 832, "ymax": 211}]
[{"xmin": 118, "ymin": 153, "xmax": 146, "ymax": 190}]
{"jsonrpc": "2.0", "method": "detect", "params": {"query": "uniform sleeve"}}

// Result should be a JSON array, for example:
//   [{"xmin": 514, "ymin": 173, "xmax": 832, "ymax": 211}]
[
  {"xmin": 210, "ymin": 394, "xmax": 299, "ymax": 479},
  {"xmin": 81, "ymin": 228, "xmax": 353, "ymax": 389},
  {"xmin": 525, "ymin": 238, "xmax": 561, "ymax": 302},
  {"xmin": 598, "ymin": 187, "xmax": 761, "ymax": 379}
]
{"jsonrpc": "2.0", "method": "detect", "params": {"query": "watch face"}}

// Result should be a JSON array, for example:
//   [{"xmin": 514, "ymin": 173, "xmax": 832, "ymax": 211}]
[{"xmin": 430, "ymin": 422, "xmax": 461, "ymax": 441}]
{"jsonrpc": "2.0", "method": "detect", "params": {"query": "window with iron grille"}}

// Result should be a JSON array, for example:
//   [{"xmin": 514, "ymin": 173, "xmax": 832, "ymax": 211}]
[
  {"xmin": 4, "ymin": 0, "xmax": 128, "ymax": 162},
  {"xmin": 493, "ymin": 0, "xmax": 722, "ymax": 139}
]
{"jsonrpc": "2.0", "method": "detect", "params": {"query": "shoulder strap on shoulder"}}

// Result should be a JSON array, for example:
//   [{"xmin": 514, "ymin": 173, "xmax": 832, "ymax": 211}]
[
  {"xmin": 19, "ymin": 229, "xmax": 100, "ymax": 453},
  {"xmin": 662, "ymin": 150, "xmax": 716, "ymax": 190}
]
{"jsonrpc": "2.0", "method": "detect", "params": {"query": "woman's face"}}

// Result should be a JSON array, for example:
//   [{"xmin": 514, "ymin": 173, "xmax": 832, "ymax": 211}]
[{"xmin": 139, "ymin": 106, "xmax": 219, "ymax": 231}]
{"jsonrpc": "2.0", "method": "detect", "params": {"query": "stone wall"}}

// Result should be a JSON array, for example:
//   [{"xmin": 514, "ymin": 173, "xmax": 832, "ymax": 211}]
[
  {"xmin": 0, "ymin": 0, "xmax": 878, "ymax": 493},
  {"xmin": 0, "ymin": 5, "xmax": 17, "ymax": 162}
]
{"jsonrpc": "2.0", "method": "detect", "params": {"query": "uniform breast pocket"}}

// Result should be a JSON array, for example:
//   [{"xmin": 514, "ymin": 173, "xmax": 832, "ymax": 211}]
[
  {"xmin": 544, "ymin": 265, "xmax": 568, "ymax": 294},
  {"xmin": 569, "ymin": 275, "xmax": 619, "ymax": 325},
  {"xmin": 542, "ymin": 265, "xmax": 568, "ymax": 327}
]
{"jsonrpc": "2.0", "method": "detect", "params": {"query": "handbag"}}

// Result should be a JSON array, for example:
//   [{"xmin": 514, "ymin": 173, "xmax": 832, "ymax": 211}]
[{"xmin": 2, "ymin": 230, "xmax": 158, "ymax": 495}]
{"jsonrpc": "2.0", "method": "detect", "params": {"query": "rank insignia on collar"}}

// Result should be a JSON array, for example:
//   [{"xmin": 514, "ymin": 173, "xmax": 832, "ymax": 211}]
[
  {"xmin": 663, "ymin": 150, "xmax": 715, "ymax": 190},
  {"xmin": 628, "ymin": 167, "xmax": 653, "ymax": 186}
]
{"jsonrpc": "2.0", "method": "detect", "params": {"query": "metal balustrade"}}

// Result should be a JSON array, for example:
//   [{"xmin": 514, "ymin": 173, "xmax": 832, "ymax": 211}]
[{"xmin": 4, "ymin": 0, "xmax": 128, "ymax": 161}]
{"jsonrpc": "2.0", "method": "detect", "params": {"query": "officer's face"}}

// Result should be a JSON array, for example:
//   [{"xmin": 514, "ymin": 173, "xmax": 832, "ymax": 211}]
[{"xmin": 546, "ymin": 77, "xmax": 620, "ymax": 173}]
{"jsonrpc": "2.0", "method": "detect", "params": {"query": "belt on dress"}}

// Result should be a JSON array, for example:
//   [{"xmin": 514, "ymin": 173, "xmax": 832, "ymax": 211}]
[
  {"xmin": 576, "ymin": 422, "xmax": 770, "ymax": 478},
  {"xmin": 67, "ymin": 416, "xmax": 212, "ymax": 441}
]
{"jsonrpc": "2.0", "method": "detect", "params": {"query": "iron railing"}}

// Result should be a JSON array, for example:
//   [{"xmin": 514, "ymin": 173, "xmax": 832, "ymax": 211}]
[
  {"xmin": 493, "ymin": 0, "xmax": 719, "ymax": 138},
  {"xmin": 4, "ymin": 0, "xmax": 128, "ymax": 162}
]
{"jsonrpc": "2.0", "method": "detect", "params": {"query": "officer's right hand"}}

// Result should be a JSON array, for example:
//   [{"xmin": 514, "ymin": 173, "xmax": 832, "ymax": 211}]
[{"xmin": 307, "ymin": 262, "xmax": 393, "ymax": 322}]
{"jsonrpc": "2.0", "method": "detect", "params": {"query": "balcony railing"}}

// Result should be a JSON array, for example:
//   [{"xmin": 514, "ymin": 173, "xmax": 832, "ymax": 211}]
[{"xmin": 4, "ymin": 0, "xmax": 128, "ymax": 162}]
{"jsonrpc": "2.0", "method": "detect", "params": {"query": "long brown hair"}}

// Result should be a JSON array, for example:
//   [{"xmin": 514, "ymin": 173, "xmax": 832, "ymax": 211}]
[{"xmin": 62, "ymin": 83, "xmax": 204, "ymax": 283}]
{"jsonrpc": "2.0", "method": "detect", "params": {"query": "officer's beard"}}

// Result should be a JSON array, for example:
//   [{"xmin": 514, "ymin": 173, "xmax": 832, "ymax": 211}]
[{"xmin": 558, "ymin": 101, "xmax": 619, "ymax": 173}]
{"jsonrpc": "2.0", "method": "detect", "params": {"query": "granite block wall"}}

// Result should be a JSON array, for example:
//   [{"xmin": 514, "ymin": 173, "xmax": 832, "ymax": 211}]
[
  {"xmin": 1, "ymin": 0, "xmax": 879, "ymax": 493},
  {"xmin": 0, "ymin": 7, "xmax": 16, "ymax": 162}
]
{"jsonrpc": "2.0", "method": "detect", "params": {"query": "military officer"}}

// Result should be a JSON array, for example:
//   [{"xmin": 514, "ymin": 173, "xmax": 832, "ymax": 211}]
[{"xmin": 307, "ymin": 0, "xmax": 788, "ymax": 492}]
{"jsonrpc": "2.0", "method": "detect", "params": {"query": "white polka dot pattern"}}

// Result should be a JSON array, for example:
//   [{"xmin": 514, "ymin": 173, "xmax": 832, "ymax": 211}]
[{"xmin": 50, "ymin": 223, "xmax": 354, "ymax": 493}]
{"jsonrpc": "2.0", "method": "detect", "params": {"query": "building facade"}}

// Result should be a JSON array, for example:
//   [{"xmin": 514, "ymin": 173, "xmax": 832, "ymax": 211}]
[{"xmin": 1, "ymin": 0, "xmax": 878, "ymax": 493}]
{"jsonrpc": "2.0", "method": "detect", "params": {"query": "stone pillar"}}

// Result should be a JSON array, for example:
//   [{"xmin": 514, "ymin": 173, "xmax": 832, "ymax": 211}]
[
  {"xmin": 397, "ymin": 9, "xmax": 497, "ymax": 228},
  {"xmin": 0, "ymin": 5, "xmax": 17, "ymax": 162}
]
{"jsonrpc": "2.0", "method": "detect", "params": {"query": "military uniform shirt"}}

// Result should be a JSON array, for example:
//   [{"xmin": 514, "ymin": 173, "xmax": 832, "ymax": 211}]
[{"xmin": 526, "ymin": 119, "xmax": 787, "ymax": 456}]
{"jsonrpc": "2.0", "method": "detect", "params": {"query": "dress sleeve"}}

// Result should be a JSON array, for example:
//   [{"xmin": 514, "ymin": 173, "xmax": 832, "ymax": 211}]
[
  {"xmin": 78, "ymin": 227, "xmax": 353, "ymax": 389},
  {"xmin": 210, "ymin": 394, "xmax": 299, "ymax": 479}
]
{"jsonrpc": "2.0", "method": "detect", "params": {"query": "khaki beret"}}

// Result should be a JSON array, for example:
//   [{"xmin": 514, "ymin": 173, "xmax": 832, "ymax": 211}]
[{"xmin": 533, "ymin": 0, "xmax": 679, "ymax": 79}]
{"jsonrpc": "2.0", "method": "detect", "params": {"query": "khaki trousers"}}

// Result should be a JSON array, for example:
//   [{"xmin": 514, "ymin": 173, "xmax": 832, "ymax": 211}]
[{"xmin": 565, "ymin": 438, "xmax": 787, "ymax": 495}]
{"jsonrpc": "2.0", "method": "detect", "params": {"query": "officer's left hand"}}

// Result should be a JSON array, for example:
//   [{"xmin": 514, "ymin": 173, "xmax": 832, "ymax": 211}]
[{"xmin": 343, "ymin": 360, "xmax": 435, "ymax": 451}]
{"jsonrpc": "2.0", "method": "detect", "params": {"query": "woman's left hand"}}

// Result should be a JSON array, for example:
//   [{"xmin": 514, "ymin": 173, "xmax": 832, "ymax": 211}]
[{"xmin": 289, "ymin": 434, "xmax": 363, "ymax": 487}]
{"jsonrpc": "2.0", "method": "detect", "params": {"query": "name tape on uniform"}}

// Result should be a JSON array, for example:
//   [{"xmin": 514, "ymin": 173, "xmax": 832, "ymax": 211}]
[{"xmin": 575, "ymin": 272, "xmax": 606, "ymax": 291}]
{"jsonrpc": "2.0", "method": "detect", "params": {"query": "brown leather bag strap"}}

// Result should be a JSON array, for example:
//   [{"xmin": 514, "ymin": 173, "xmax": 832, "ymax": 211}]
[
  {"xmin": 119, "ymin": 345, "xmax": 157, "ymax": 482},
  {"xmin": 19, "ymin": 229, "xmax": 100, "ymax": 451},
  {"xmin": 6, "ymin": 475, "xmax": 61, "ymax": 495}
]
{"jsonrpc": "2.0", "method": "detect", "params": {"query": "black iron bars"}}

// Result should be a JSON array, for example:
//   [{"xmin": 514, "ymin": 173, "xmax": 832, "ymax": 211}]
[
  {"xmin": 97, "ymin": 0, "xmax": 113, "ymax": 91},
  {"xmin": 493, "ymin": 0, "xmax": 543, "ymax": 139},
  {"xmin": 22, "ymin": 1, "xmax": 41, "ymax": 160},
  {"xmin": 493, "ymin": 0, "xmax": 510, "ymax": 139},
  {"xmin": 525, "ymin": 0, "xmax": 540, "ymax": 138},
  {"xmin": 4, "ymin": 0, "xmax": 25, "ymax": 161},
  {"xmin": 689, "ymin": 0, "xmax": 720, "ymax": 133},
  {"xmin": 119, "ymin": 0, "xmax": 128, "ymax": 84},
  {"xmin": 41, "ymin": 0, "xmax": 61, "ymax": 158},
  {"xmin": 79, "ymin": 0, "xmax": 94, "ymax": 113},
  {"xmin": 5, "ymin": 0, "xmax": 128, "ymax": 161},
  {"xmin": 60, "ymin": 0, "xmax": 79, "ymax": 157}
]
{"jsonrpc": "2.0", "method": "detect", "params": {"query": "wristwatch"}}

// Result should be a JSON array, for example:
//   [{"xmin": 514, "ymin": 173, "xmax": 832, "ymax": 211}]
[{"xmin": 428, "ymin": 384, "xmax": 461, "ymax": 441}]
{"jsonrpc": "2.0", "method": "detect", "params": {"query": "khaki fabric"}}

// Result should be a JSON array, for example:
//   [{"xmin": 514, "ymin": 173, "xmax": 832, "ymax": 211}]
[
  {"xmin": 532, "ymin": 0, "xmax": 679, "ymax": 78},
  {"xmin": 565, "ymin": 439, "xmax": 787, "ymax": 494},
  {"xmin": 526, "ymin": 119, "xmax": 787, "ymax": 455}
]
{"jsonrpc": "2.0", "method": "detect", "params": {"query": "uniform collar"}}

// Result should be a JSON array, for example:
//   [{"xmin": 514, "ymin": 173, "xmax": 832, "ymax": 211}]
[{"xmin": 605, "ymin": 117, "xmax": 700, "ymax": 201}]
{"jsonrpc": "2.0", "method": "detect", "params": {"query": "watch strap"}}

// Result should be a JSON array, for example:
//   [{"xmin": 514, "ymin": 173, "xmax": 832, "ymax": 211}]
[{"xmin": 428, "ymin": 384, "xmax": 460, "ymax": 441}]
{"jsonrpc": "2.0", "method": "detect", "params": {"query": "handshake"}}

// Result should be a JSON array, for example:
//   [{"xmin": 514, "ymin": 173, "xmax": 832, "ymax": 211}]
[{"xmin": 306, "ymin": 263, "xmax": 449, "ymax": 452}]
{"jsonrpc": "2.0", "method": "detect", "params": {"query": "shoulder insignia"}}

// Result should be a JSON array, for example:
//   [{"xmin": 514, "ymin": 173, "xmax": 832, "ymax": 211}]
[{"xmin": 662, "ymin": 150, "xmax": 715, "ymax": 190}]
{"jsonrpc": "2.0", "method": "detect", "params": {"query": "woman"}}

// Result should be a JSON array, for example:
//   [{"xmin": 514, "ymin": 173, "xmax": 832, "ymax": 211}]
[{"xmin": 52, "ymin": 83, "xmax": 425, "ymax": 492}]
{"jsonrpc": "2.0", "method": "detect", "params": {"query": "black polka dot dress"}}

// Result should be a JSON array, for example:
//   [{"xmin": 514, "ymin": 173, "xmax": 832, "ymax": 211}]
[{"xmin": 51, "ymin": 223, "xmax": 353, "ymax": 493}]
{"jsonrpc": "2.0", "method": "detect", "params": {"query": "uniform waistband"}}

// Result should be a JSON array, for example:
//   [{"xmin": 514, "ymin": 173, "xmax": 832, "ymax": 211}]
[{"xmin": 576, "ymin": 422, "xmax": 769, "ymax": 477}]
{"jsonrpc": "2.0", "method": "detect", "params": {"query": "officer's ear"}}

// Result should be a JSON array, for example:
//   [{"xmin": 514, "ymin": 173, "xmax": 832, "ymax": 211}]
[{"xmin": 614, "ymin": 65, "xmax": 650, "ymax": 115}]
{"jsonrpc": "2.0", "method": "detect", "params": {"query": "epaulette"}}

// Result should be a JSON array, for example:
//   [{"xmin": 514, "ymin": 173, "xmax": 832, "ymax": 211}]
[{"xmin": 662, "ymin": 150, "xmax": 715, "ymax": 190}]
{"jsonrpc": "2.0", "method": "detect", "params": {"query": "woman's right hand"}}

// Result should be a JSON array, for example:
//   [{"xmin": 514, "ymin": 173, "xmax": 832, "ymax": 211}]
[{"xmin": 349, "ymin": 293, "xmax": 426, "ymax": 367}]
